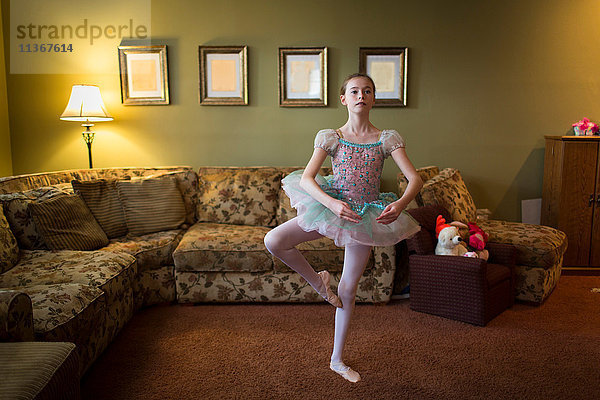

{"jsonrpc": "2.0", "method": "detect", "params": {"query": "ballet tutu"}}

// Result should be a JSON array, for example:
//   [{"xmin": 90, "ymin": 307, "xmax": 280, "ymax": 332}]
[{"xmin": 281, "ymin": 170, "xmax": 421, "ymax": 247}]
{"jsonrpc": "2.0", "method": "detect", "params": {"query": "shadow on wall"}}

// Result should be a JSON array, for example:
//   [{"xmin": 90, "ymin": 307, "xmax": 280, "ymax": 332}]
[{"xmin": 494, "ymin": 147, "xmax": 545, "ymax": 222}]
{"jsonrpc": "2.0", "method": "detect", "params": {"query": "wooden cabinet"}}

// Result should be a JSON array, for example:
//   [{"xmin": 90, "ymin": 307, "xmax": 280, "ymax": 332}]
[{"xmin": 541, "ymin": 136, "xmax": 600, "ymax": 268}]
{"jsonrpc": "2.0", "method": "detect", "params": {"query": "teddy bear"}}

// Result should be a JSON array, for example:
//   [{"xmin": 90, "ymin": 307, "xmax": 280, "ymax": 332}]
[{"xmin": 434, "ymin": 215, "xmax": 474, "ymax": 257}]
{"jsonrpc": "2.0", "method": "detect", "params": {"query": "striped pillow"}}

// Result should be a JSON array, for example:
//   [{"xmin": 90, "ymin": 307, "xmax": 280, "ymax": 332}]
[
  {"xmin": 28, "ymin": 195, "xmax": 109, "ymax": 250},
  {"xmin": 116, "ymin": 176, "xmax": 186, "ymax": 236},
  {"xmin": 72, "ymin": 179, "xmax": 128, "ymax": 238},
  {"xmin": 0, "ymin": 203, "xmax": 19, "ymax": 273}
]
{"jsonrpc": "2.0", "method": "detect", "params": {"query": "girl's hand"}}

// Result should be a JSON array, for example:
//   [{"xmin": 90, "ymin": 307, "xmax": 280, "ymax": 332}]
[
  {"xmin": 376, "ymin": 202, "xmax": 404, "ymax": 224},
  {"xmin": 328, "ymin": 199, "xmax": 362, "ymax": 223}
]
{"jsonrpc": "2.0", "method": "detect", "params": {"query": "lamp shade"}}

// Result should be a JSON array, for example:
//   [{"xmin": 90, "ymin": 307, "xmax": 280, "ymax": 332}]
[{"xmin": 60, "ymin": 85, "xmax": 113, "ymax": 122}]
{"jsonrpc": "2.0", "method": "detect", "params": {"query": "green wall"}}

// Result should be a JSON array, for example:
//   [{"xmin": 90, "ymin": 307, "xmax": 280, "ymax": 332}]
[
  {"xmin": 3, "ymin": 0, "xmax": 600, "ymax": 221},
  {"xmin": 0, "ymin": 3, "xmax": 11, "ymax": 177}
]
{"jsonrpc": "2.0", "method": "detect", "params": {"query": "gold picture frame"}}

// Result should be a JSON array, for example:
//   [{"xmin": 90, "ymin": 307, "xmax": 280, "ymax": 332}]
[
  {"xmin": 279, "ymin": 47, "xmax": 327, "ymax": 107},
  {"xmin": 118, "ymin": 45, "xmax": 169, "ymax": 105},
  {"xmin": 198, "ymin": 46, "xmax": 248, "ymax": 106},
  {"xmin": 359, "ymin": 47, "xmax": 408, "ymax": 107}
]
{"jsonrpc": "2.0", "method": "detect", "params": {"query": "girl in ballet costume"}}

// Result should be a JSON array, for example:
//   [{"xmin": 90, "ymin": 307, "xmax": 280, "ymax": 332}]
[{"xmin": 264, "ymin": 73, "xmax": 422, "ymax": 383}]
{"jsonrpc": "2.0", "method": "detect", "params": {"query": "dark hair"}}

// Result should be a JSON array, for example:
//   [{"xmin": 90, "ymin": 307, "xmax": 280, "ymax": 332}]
[{"xmin": 340, "ymin": 73, "xmax": 376, "ymax": 96}]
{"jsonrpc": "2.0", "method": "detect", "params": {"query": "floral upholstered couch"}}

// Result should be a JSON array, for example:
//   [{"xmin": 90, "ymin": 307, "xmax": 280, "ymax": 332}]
[
  {"xmin": 0, "ymin": 166, "xmax": 399, "ymax": 374},
  {"xmin": 398, "ymin": 166, "xmax": 567, "ymax": 304}
]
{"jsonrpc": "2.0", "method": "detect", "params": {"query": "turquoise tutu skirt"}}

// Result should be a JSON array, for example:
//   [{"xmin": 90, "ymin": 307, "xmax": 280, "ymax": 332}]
[{"xmin": 281, "ymin": 170, "xmax": 421, "ymax": 247}]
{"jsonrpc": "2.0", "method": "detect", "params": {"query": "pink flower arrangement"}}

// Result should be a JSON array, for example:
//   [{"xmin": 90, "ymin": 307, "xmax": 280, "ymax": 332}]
[{"xmin": 572, "ymin": 118, "xmax": 599, "ymax": 135}]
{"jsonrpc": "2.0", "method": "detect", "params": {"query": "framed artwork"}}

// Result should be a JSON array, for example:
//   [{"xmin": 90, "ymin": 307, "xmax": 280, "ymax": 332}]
[
  {"xmin": 198, "ymin": 46, "xmax": 248, "ymax": 105},
  {"xmin": 279, "ymin": 47, "xmax": 327, "ymax": 107},
  {"xmin": 359, "ymin": 47, "xmax": 408, "ymax": 107},
  {"xmin": 118, "ymin": 45, "xmax": 169, "ymax": 105}
]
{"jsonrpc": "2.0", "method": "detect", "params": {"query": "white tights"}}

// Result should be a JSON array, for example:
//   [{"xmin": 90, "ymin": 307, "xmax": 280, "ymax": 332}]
[{"xmin": 264, "ymin": 217, "xmax": 372, "ymax": 365}]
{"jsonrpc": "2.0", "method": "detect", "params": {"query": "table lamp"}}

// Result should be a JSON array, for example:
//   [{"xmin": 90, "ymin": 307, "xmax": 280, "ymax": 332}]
[{"xmin": 60, "ymin": 84, "xmax": 113, "ymax": 168}]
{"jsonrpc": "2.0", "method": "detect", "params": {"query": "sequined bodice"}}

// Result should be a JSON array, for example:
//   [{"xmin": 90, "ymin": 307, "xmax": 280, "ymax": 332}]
[{"xmin": 330, "ymin": 138, "xmax": 385, "ymax": 205}]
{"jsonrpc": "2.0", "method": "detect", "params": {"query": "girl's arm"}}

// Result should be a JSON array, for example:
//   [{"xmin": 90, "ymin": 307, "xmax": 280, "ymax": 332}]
[
  {"xmin": 376, "ymin": 147, "xmax": 423, "ymax": 225},
  {"xmin": 300, "ymin": 148, "xmax": 362, "ymax": 223}
]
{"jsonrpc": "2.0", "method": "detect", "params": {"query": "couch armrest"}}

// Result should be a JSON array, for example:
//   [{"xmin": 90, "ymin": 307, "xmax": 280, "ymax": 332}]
[
  {"xmin": 487, "ymin": 242, "xmax": 517, "ymax": 265},
  {"xmin": 0, "ymin": 290, "xmax": 35, "ymax": 342}
]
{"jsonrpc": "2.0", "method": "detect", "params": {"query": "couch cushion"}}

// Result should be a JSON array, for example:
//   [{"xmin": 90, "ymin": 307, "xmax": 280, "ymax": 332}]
[
  {"xmin": 72, "ymin": 179, "xmax": 129, "ymax": 238},
  {"xmin": 0, "ymin": 204, "xmax": 19, "ymax": 273},
  {"xmin": 0, "ymin": 186, "xmax": 71, "ymax": 249},
  {"xmin": 419, "ymin": 168, "xmax": 477, "ymax": 224},
  {"xmin": 116, "ymin": 176, "xmax": 186, "ymax": 236},
  {"xmin": 0, "ymin": 249, "xmax": 135, "ymax": 290},
  {"xmin": 15, "ymin": 283, "xmax": 105, "ymax": 335},
  {"xmin": 197, "ymin": 167, "xmax": 281, "ymax": 227},
  {"xmin": 29, "ymin": 195, "xmax": 109, "ymax": 251},
  {"xmin": 477, "ymin": 219, "xmax": 568, "ymax": 269},
  {"xmin": 173, "ymin": 222, "xmax": 273, "ymax": 272},
  {"xmin": 276, "ymin": 191, "xmax": 297, "ymax": 225},
  {"xmin": 272, "ymin": 236, "xmax": 347, "ymax": 273},
  {"xmin": 101, "ymin": 229, "xmax": 185, "ymax": 272}
]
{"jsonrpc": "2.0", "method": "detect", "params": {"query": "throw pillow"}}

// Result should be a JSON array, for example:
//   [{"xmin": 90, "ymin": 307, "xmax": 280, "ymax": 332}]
[
  {"xmin": 138, "ymin": 170, "xmax": 199, "ymax": 225},
  {"xmin": 0, "ymin": 204, "xmax": 19, "ymax": 273},
  {"xmin": 29, "ymin": 195, "xmax": 109, "ymax": 250},
  {"xmin": 397, "ymin": 166, "xmax": 440, "ymax": 209},
  {"xmin": 0, "ymin": 186, "xmax": 70, "ymax": 249},
  {"xmin": 419, "ymin": 168, "xmax": 477, "ymax": 224},
  {"xmin": 196, "ymin": 167, "xmax": 281, "ymax": 227},
  {"xmin": 116, "ymin": 176, "xmax": 186, "ymax": 236},
  {"xmin": 72, "ymin": 179, "xmax": 128, "ymax": 238}
]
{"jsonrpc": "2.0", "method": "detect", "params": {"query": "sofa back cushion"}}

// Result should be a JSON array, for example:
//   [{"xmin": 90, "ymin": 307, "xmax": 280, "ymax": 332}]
[
  {"xmin": 72, "ymin": 179, "xmax": 128, "ymax": 238},
  {"xmin": 419, "ymin": 168, "xmax": 477, "ymax": 224},
  {"xmin": 397, "ymin": 166, "xmax": 440, "ymax": 209},
  {"xmin": 116, "ymin": 176, "xmax": 186, "ymax": 236},
  {"xmin": 0, "ymin": 204, "xmax": 19, "ymax": 273},
  {"xmin": 0, "ymin": 166, "xmax": 191, "ymax": 194},
  {"xmin": 197, "ymin": 167, "xmax": 281, "ymax": 227},
  {"xmin": 0, "ymin": 186, "xmax": 71, "ymax": 249},
  {"xmin": 29, "ymin": 195, "xmax": 109, "ymax": 250},
  {"xmin": 275, "ymin": 167, "xmax": 333, "ymax": 225}
]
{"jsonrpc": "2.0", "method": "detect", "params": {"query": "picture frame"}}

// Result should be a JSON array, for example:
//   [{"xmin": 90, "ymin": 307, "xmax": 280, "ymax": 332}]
[
  {"xmin": 118, "ymin": 45, "xmax": 170, "ymax": 105},
  {"xmin": 198, "ymin": 46, "xmax": 248, "ymax": 105},
  {"xmin": 359, "ymin": 47, "xmax": 408, "ymax": 107},
  {"xmin": 279, "ymin": 47, "xmax": 327, "ymax": 107}
]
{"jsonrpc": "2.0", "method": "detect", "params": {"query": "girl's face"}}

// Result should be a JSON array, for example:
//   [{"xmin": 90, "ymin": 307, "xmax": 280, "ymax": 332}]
[{"xmin": 340, "ymin": 77, "xmax": 375, "ymax": 112}]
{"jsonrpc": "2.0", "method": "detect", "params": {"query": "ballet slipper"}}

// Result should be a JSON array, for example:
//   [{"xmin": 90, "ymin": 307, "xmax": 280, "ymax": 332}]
[
  {"xmin": 330, "ymin": 361, "xmax": 361, "ymax": 383},
  {"xmin": 317, "ymin": 271, "xmax": 343, "ymax": 308}
]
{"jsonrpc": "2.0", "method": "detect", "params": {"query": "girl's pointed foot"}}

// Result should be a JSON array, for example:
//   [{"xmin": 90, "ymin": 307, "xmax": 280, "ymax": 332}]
[
  {"xmin": 330, "ymin": 361, "xmax": 361, "ymax": 383},
  {"xmin": 317, "ymin": 270, "xmax": 343, "ymax": 308}
]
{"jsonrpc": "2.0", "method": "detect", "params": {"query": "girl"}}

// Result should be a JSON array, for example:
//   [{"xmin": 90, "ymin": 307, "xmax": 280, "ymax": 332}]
[{"xmin": 264, "ymin": 73, "xmax": 423, "ymax": 383}]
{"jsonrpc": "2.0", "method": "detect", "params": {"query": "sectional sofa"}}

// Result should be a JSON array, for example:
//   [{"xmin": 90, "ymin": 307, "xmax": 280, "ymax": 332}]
[{"xmin": 0, "ymin": 166, "xmax": 399, "ymax": 374}]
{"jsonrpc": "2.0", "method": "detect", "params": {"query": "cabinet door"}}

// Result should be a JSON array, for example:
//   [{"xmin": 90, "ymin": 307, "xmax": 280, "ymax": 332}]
[
  {"xmin": 591, "ymin": 145, "xmax": 600, "ymax": 267},
  {"xmin": 559, "ymin": 142, "xmax": 597, "ymax": 266}
]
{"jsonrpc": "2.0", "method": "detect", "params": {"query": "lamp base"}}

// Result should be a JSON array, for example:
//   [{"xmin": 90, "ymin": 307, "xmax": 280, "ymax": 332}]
[{"xmin": 82, "ymin": 124, "xmax": 95, "ymax": 169}]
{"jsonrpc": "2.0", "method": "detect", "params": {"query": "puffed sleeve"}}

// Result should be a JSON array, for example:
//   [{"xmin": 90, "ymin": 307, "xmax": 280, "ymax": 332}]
[
  {"xmin": 381, "ymin": 130, "xmax": 406, "ymax": 158},
  {"xmin": 313, "ymin": 129, "xmax": 339, "ymax": 156}
]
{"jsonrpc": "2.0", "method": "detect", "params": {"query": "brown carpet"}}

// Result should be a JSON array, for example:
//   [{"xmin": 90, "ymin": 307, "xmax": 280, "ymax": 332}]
[{"xmin": 81, "ymin": 276, "xmax": 600, "ymax": 400}]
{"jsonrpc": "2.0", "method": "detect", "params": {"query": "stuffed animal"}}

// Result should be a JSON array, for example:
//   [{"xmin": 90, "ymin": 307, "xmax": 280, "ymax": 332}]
[
  {"xmin": 468, "ymin": 222, "xmax": 489, "ymax": 260},
  {"xmin": 434, "ymin": 215, "xmax": 471, "ymax": 256}
]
